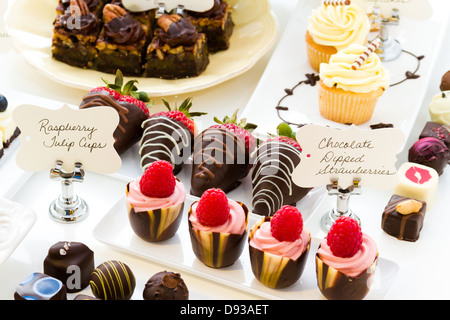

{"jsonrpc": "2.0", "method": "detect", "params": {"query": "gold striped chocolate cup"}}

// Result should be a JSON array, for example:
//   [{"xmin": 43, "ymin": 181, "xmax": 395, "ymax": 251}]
[
  {"xmin": 315, "ymin": 247, "xmax": 379, "ymax": 300},
  {"xmin": 248, "ymin": 216, "xmax": 311, "ymax": 289},
  {"xmin": 188, "ymin": 201, "xmax": 249, "ymax": 269},
  {"xmin": 126, "ymin": 182, "xmax": 185, "ymax": 242}
]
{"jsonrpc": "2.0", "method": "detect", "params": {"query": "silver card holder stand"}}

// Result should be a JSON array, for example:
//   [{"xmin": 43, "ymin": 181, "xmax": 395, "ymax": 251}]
[
  {"xmin": 370, "ymin": 7, "xmax": 401, "ymax": 61},
  {"xmin": 320, "ymin": 178, "xmax": 362, "ymax": 232},
  {"xmin": 155, "ymin": 3, "xmax": 185, "ymax": 18},
  {"xmin": 49, "ymin": 160, "xmax": 89, "ymax": 223}
]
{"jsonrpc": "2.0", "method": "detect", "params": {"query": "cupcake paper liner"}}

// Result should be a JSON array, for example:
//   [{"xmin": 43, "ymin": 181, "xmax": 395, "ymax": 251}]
[
  {"xmin": 305, "ymin": 31, "xmax": 337, "ymax": 72},
  {"xmin": 318, "ymin": 80, "xmax": 384, "ymax": 125}
]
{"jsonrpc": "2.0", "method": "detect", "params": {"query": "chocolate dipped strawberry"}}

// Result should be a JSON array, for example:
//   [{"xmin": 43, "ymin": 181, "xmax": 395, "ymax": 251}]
[
  {"xmin": 80, "ymin": 69, "xmax": 150, "ymax": 155},
  {"xmin": 252, "ymin": 123, "xmax": 312, "ymax": 216},
  {"xmin": 190, "ymin": 110, "xmax": 257, "ymax": 196},
  {"xmin": 139, "ymin": 97, "xmax": 206, "ymax": 175}
]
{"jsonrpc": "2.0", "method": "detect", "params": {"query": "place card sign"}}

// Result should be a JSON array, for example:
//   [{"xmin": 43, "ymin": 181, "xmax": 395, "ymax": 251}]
[
  {"xmin": 13, "ymin": 104, "xmax": 122, "ymax": 175},
  {"xmin": 353, "ymin": 0, "xmax": 432, "ymax": 20},
  {"xmin": 122, "ymin": 0, "xmax": 214, "ymax": 13},
  {"xmin": 292, "ymin": 124, "xmax": 405, "ymax": 190}
]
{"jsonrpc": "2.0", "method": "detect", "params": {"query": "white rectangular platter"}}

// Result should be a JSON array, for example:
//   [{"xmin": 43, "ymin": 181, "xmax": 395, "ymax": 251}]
[
  {"xmin": 93, "ymin": 193, "xmax": 399, "ymax": 300},
  {"xmin": 241, "ymin": 0, "xmax": 450, "ymax": 151}
]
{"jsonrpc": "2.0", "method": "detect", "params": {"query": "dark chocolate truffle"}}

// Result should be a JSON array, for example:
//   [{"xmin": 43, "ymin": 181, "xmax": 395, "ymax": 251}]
[
  {"xmin": 381, "ymin": 194, "xmax": 426, "ymax": 242},
  {"xmin": 14, "ymin": 273, "xmax": 67, "ymax": 300},
  {"xmin": 43, "ymin": 241, "xmax": 94, "ymax": 293},
  {"xmin": 143, "ymin": 271, "xmax": 189, "ymax": 300},
  {"xmin": 408, "ymin": 137, "xmax": 449, "ymax": 176},
  {"xmin": 90, "ymin": 260, "xmax": 136, "ymax": 300},
  {"xmin": 441, "ymin": 70, "xmax": 450, "ymax": 91}
]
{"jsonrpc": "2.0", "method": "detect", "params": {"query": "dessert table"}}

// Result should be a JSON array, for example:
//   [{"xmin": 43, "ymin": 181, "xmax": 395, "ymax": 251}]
[{"xmin": 0, "ymin": 0, "xmax": 449, "ymax": 302}]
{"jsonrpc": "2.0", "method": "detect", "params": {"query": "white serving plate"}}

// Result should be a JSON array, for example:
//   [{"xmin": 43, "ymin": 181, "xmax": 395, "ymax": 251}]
[
  {"xmin": 93, "ymin": 193, "xmax": 399, "ymax": 300},
  {"xmin": 6, "ymin": 0, "xmax": 279, "ymax": 96},
  {"xmin": 241, "ymin": 0, "xmax": 450, "ymax": 151},
  {"xmin": 0, "ymin": 197, "xmax": 36, "ymax": 267}
]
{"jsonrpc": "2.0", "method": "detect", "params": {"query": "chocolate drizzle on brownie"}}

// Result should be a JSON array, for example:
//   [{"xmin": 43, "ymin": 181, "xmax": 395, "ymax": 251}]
[
  {"xmin": 55, "ymin": 0, "xmax": 100, "ymax": 36},
  {"xmin": 103, "ymin": 4, "xmax": 145, "ymax": 45},
  {"xmin": 155, "ymin": 15, "xmax": 200, "ymax": 48}
]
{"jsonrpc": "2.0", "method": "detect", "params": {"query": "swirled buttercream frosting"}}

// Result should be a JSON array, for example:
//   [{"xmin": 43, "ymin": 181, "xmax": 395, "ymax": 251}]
[
  {"xmin": 320, "ymin": 44, "xmax": 390, "ymax": 93},
  {"xmin": 307, "ymin": 2, "xmax": 370, "ymax": 50}
]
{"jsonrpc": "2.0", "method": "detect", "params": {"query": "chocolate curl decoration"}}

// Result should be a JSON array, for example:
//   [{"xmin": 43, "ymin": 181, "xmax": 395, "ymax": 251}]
[
  {"xmin": 323, "ymin": 0, "xmax": 351, "ymax": 6},
  {"xmin": 351, "ymin": 39, "xmax": 381, "ymax": 70}
]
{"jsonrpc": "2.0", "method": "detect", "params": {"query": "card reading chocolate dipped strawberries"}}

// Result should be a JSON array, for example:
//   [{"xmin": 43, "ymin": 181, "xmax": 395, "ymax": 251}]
[
  {"xmin": 291, "ymin": 124, "xmax": 405, "ymax": 190},
  {"xmin": 122, "ymin": 0, "xmax": 214, "ymax": 13},
  {"xmin": 12, "ymin": 104, "xmax": 121, "ymax": 175}
]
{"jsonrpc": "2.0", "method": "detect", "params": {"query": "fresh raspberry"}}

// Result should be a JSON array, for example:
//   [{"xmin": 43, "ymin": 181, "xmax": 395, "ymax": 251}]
[
  {"xmin": 195, "ymin": 188, "xmax": 230, "ymax": 227},
  {"xmin": 266, "ymin": 136, "xmax": 302, "ymax": 152},
  {"xmin": 119, "ymin": 95, "xmax": 150, "ymax": 116},
  {"xmin": 90, "ymin": 87, "xmax": 121, "ymax": 100},
  {"xmin": 270, "ymin": 205, "xmax": 303, "ymax": 242},
  {"xmin": 326, "ymin": 217, "xmax": 363, "ymax": 258},
  {"xmin": 210, "ymin": 123, "xmax": 256, "ymax": 152},
  {"xmin": 139, "ymin": 160, "xmax": 176, "ymax": 198},
  {"xmin": 152, "ymin": 110, "xmax": 195, "ymax": 135}
]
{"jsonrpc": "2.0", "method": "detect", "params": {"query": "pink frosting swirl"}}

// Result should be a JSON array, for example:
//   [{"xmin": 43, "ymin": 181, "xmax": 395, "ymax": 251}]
[
  {"xmin": 317, "ymin": 233, "xmax": 378, "ymax": 278},
  {"xmin": 126, "ymin": 178, "xmax": 186, "ymax": 212},
  {"xmin": 249, "ymin": 221, "xmax": 310, "ymax": 261},
  {"xmin": 189, "ymin": 199, "xmax": 247, "ymax": 235}
]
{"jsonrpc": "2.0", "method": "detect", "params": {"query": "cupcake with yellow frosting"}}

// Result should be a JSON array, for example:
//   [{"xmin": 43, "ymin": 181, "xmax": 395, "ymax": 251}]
[
  {"xmin": 318, "ymin": 42, "xmax": 390, "ymax": 125},
  {"xmin": 428, "ymin": 91, "xmax": 450, "ymax": 125},
  {"xmin": 305, "ymin": 0, "xmax": 370, "ymax": 72}
]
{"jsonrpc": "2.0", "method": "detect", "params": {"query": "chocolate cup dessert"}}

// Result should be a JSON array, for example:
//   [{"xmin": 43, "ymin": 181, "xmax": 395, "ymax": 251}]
[
  {"xmin": 248, "ymin": 217, "xmax": 311, "ymax": 289},
  {"xmin": 126, "ymin": 182, "xmax": 184, "ymax": 242},
  {"xmin": 315, "ymin": 249, "xmax": 378, "ymax": 300},
  {"xmin": 188, "ymin": 201, "xmax": 249, "ymax": 268}
]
